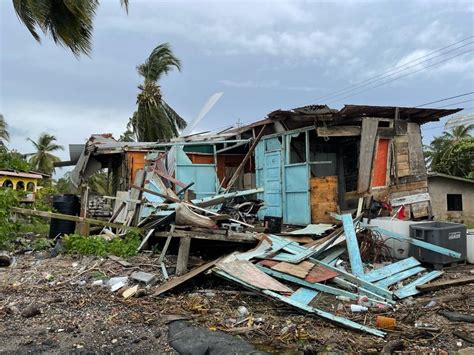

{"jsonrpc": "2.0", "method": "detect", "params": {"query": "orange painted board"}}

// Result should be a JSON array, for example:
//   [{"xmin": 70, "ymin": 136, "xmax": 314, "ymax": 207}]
[
  {"xmin": 372, "ymin": 139, "xmax": 390, "ymax": 187},
  {"xmin": 271, "ymin": 261, "xmax": 315, "ymax": 279},
  {"xmin": 305, "ymin": 265, "xmax": 339, "ymax": 283}
]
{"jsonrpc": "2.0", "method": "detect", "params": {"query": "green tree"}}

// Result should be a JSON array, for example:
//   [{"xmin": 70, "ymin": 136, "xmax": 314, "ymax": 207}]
[
  {"xmin": 27, "ymin": 133, "xmax": 64, "ymax": 175},
  {"xmin": 0, "ymin": 146, "xmax": 31, "ymax": 171},
  {"xmin": 425, "ymin": 124, "xmax": 473, "ymax": 179},
  {"xmin": 0, "ymin": 114, "xmax": 9, "ymax": 143},
  {"xmin": 119, "ymin": 119, "xmax": 136, "ymax": 142},
  {"xmin": 12, "ymin": 0, "xmax": 128, "ymax": 57},
  {"xmin": 131, "ymin": 43, "xmax": 187, "ymax": 141}
]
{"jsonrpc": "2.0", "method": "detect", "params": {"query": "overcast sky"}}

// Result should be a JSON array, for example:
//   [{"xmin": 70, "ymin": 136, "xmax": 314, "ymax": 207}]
[{"xmin": 1, "ymin": 0, "xmax": 473, "ymax": 176}]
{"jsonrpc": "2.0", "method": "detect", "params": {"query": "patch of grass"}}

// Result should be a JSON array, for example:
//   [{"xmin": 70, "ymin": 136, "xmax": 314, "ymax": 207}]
[
  {"xmin": 90, "ymin": 271, "xmax": 107, "ymax": 280},
  {"xmin": 63, "ymin": 231, "xmax": 141, "ymax": 258},
  {"xmin": 32, "ymin": 238, "xmax": 54, "ymax": 251}
]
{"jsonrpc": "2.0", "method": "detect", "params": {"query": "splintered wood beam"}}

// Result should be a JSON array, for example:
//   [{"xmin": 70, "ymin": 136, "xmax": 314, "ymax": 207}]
[
  {"xmin": 224, "ymin": 125, "xmax": 266, "ymax": 193},
  {"xmin": 11, "ymin": 207, "xmax": 140, "ymax": 232},
  {"xmin": 132, "ymin": 184, "xmax": 181, "ymax": 203}
]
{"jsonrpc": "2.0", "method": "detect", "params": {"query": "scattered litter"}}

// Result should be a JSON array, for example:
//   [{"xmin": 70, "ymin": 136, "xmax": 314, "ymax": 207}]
[
  {"xmin": 130, "ymin": 271, "xmax": 157, "ymax": 285},
  {"xmin": 108, "ymin": 276, "xmax": 128, "ymax": 292},
  {"xmin": 123, "ymin": 285, "xmax": 139, "ymax": 299}
]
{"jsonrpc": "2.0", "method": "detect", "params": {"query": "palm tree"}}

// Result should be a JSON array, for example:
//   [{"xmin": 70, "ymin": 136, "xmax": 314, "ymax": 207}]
[
  {"xmin": 131, "ymin": 43, "xmax": 187, "ymax": 141},
  {"xmin": 0, "ymin": 114, "xmax": 9, "ymax": 143},
  {"xmin": 27, "ymin": 133, "xmax": 64, "ymax": 175},
  {"xmin": 12, "ymin": 0, "xmax": 128, "ymax": 56},
  {"xmin": 119, "ymin": 119, "xmax": 136, "ymax": 142},
  {"xmin": 441, "ymin": 124, "xmax": 473, "ymax": 142},
  {"xmin": 424, "ymin": 124, "xmax": 473, "ymax": 177}
]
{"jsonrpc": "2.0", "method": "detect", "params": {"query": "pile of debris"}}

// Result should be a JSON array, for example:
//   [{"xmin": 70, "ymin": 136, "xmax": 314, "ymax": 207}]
[{"xmin": 148, "ymin": 212, "xmax": 470, "ymax": 339}]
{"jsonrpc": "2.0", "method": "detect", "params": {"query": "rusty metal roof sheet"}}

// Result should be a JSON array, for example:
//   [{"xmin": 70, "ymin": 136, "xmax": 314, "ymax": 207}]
[
  {"xmin": 264, "ymin": 104, "xmax": 462, "ymax": 125},
  {"xmin": 337, "ymin": 105, "xmax": 462, "ymax": 124}
]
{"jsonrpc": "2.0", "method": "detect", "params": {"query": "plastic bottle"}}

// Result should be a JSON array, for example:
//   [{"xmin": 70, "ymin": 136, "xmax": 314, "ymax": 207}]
[{"xmin": 350, "ymin": 304, "xmax": 368, "ymax": 312}]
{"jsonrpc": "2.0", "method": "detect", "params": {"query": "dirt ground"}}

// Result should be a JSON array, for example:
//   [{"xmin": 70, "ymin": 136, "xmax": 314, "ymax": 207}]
[{"xmin": 0, "ymin": 251, "xmax": 473, "ymax": 354}]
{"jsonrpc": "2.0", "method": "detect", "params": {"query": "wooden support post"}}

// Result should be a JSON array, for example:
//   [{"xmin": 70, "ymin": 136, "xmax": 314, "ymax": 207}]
[
  {"xmin": 77, "ymin": 184, "xmax": 90, "ymax": 236},
  {"xmin": 176, "ymin": 236, "xmax": 191, "ymax": 276}
]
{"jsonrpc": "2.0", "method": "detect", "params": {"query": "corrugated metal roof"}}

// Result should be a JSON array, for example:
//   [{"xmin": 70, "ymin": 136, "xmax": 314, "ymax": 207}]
[{"xmin": 337, "ymin": 105, "xmax": 462, "ymax": 124}]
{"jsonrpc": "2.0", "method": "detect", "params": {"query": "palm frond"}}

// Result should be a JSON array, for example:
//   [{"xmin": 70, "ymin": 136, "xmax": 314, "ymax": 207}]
[
  {"xmin": 137, "ymin": 43, "xmax": 181, "ymax": 82},
  {"xmin": 0, "ymin": 114, "xmax": 9, "ymax": 142}
]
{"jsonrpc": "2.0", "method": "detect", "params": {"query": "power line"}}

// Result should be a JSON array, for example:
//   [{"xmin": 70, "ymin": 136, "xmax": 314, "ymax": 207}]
[
  {"xmin": 416, "ymin": 92, "xmax": 474, "ymax": 107},
  {"xmin": 436, "ymin": 98, "xmax": 474, "ymax": 109},
  {"xmin": 321, "ymin": 42, "xmax": 473, "ymax": 104},
  {"xmin": 326, "ymin": 48, "xmax": 474, "ymax": 104},
  {"xmin": 309, "ymin": 35, "xmax": 474, "ymax": 103}
]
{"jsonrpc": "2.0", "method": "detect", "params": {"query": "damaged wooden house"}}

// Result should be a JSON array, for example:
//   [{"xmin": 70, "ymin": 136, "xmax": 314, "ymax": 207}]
[{"xmin": 65, "ymin": 104, "xmax": 460, "ymax": 227}]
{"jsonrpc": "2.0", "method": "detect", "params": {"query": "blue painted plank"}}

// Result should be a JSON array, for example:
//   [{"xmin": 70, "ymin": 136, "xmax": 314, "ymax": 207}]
[
  {"xmin": 312, "ymin": 260, "xmax": 394, "ymax": 300},
  {"xmin": 341, "ymin": 214, "xmax": 364, "ymax": 277},
  {"xmin": 375, "ymin": 266, "xmax": 426, "ymax": 288},
  {"xmin": 259, "ymin": 266, "xmax": 359, "ymax": 300},
  {"xmin": 263, "ymin": 290, "xmax": 386, "ymax": 337},
  {"xmin": 331, "ymin": 277, "xmax": 395, "ymax": 305},
  {"xmin": 317, "ymin": 246, "xmax": 345, "ymax": 264},
  {"xmin": 394, "ymin": 271, "xmax": 444, "ymax": 299},
  {"xmin": 363, "ymin": 257, "xmax": 421, "ymax": 282},
  {"xmin": 289, "ymin": 287, "xmax": 319, "ymax": 305},
  {"xmin": 362, "ymin": 224, "xmax": 461, "ymax": 259}
]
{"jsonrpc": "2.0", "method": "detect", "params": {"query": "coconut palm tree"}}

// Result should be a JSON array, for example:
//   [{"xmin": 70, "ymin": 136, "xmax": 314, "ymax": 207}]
[
  {"xmin": 27, "ymin": 133, "xmax": 64, "ymax": 175},
  {"xmin": 131, "ymin": 43, "xmax": 187, "ymax": 141},
  {"xmin": 12, "ymin": 0, "xmax": 128, "ymax": 56},
  {"xmin": 424, "ymin": 124, "xmax": 473, "ymax": 177},
  {"xmin": 0, "ymin": 114, "xmax": 9, "ymax": 143}
]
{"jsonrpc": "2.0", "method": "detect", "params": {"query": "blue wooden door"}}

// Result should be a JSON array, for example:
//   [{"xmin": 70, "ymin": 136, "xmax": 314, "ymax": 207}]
[
  {"xmin": 284, "ymin": 163, "xmax": 310, "ymax": 225},
  {"xmin": 256, "ymin": 139, "xmax": 283, "ymax": 219},
  {"xmin": 263, "ymin": 151, "xmax": 283, "ymax": 217}
]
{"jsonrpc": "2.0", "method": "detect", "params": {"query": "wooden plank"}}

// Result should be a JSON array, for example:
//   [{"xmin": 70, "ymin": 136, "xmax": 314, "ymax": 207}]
[
  {"xmin": 263, "ymin": 290, "xmax": 386, "ymax": 338},
  {"xmin": 376, "ymin": 266, "xmax": 425, "ymax": 288},
  {"xmin": 216, "ymin": 260, "xmax": 293, "ymax": 293},
  {"xmin": 317, "ymin": 126, "xmax": 361, "ymax": 137},
  {"xmin": 132, "ymin": 184, "xmax": 180, "ymax": 203},
  {"xmin": 313, "ymin": 259, "xmax": 394, "ymax": 300},
  {"xmin": 407, "ymin": 122, "xmax": 426, "ymax": 175},
  {"xmin": 357, "ymin": 118, "xmax": 379, "ymax": 193},
  {"xmin": 152, "ymin": 258, "xmax": 221, "ymax": 297},
  {"xmin": 289, "ymin": 287, "xmax": 319, "ymax": 305},
  {"xmin": 394, "ymin": 271, "xmax": 444, "ymax": 299},
  {"xmin": 311, "ymin": 176, "xmax": 338, "ymax": 223},
  {"xmin": 271, "ymin": 261, "xmax": 315, "ymax": 279},
  {"xmin": 416, "ymin": 276, "xmax": 474, "ymax": 292},
  {"xmin": 362, "ymin": 224, "xmax": 461, "ymax": 259},
  {"xmin": 439, "ymin": 310, "xmax": 474, "ymax": 323},
  {"xmin": 11, "ymin": 207, "xmax": 139, "ymax": 232},
  {"xmin": 341, "ymin": 214, "xmax": 364, "ymax": 277},
  {"xmin": 305, "ymin": 265, "xmax": 339, "ymax": 283},
  {"xmin": 391, "ymin": 193, "xmax": 431, "ymax": 206},
  {"xmin": 363, "ymin": 257, "xmax": 421, "ymax": 283},
  {"xmin": 224, "ymin": 125, "xmax": 266, "ymax": 192},
  {"xmin": 176, "ymin": 237, "xmax": 191, "ymax": 276},
  {"xmin": 260, "ymin": 266, "xmax": 362, "ymax": 300}
]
